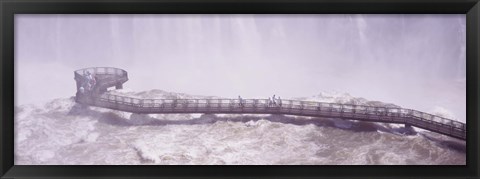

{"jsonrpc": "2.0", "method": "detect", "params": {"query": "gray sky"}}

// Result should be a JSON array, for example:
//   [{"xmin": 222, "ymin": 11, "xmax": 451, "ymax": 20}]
[{"xmin": 15, "ymin": 14, "xmax": 466, "ymax": 121}]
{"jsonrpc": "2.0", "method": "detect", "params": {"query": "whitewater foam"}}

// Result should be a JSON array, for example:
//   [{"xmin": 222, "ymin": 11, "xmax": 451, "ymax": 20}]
[{"xmin": 14, "ymin": 89, "xmax": 466, "ymax": 165}]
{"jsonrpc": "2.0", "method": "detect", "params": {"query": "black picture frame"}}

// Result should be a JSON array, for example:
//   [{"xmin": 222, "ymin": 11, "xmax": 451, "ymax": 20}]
[{"xmin": 1, "ymin": 0, "xmax": 479, "ymax": 178}]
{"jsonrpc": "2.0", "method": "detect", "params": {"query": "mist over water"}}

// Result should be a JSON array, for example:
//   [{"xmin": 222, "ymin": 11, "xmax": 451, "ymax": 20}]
[
  {"xmin": 15, "ymin": 14, "xmax": 466, "ymax": 122},
  {"xmin": 14, "ymin": 15, "xmax": 466, "ymax": 165}
]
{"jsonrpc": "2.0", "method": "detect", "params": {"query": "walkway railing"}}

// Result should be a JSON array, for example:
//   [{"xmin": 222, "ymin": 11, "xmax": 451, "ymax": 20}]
[{"xmin": 74, "ymin": 67, "xmax": 128, "ymax": 93}]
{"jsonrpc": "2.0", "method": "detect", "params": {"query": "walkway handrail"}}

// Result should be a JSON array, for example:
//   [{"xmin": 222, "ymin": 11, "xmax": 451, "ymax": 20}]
[
  {"xmin": 94, "ymin": 93, "xmax": 465, "ymax": 131},
  {"xmin": 74, "ymin": 67, "xmax": 127, "ymax": 77}
]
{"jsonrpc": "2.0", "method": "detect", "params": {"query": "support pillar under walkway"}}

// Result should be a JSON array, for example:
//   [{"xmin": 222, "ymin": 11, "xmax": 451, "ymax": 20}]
[{"xmin": 116, "ymin": 83, "xmax": 123, "ymax": 89}]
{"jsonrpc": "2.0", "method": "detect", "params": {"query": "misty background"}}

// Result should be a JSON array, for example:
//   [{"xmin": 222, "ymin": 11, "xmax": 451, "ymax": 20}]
[{"xmin": 15, "ymin": 14, "xmax": 466, "ymax": 122}]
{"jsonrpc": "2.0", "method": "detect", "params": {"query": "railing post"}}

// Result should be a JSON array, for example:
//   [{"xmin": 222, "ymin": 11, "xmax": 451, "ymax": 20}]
[{"xmin": 195, "ymin": 99, "xmax": 199, "ymax": 111}]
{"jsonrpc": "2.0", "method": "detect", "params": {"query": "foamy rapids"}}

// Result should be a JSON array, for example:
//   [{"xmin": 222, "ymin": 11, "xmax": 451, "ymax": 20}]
[{"xmin": 14, "ymin": 89, "xmax": 466, "ymax": 165}]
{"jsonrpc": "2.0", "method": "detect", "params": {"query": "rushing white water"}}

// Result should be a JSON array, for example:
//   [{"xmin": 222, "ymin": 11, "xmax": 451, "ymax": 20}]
[{"xmin": 14, "ymin": 89, "xmax": 465, "ymax": 165}]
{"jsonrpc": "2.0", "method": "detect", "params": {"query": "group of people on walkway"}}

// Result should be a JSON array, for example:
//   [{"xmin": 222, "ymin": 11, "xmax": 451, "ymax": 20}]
[
  {"xmin": 79, "ymin": 70, "xmax": 97, "ymax": 94},
  {"xmin": 237, "ymin": 95, "xmax": 282, "ymax": 107},
  {"xmin": 267, "ymin": 94, "xmax": 282, "ymax": 107}
]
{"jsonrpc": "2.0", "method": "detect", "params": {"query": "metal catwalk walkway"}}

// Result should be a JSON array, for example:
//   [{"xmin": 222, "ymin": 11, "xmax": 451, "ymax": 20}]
[{"xmin": 74, "ymin": 67, "xmax": 466, "ymax": 140}]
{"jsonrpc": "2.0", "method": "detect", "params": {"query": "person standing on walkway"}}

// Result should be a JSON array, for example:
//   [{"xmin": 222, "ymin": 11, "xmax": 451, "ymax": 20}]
[
  {"xmin": 238, "ymin": 95, "xmax": 243, "ymax": 107},
  {"xmin": 272, "ymin": 95, "xmax": 277, "ymax": 106}
]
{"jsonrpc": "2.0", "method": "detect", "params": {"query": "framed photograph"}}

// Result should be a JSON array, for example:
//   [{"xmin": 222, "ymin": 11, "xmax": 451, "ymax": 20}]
[{"xmin": 1, "ymin": 0, "xmax": 479, "ymax": 178}]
